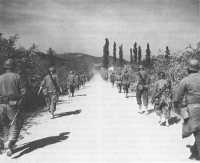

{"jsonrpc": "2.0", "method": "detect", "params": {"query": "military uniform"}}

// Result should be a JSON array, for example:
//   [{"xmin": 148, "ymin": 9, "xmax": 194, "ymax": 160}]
[
  {"xmin": 174, "ymin": 59, "xmax": 200, "ymax": 160},
  {"xmin": 152, "ymin": 73, "xmax": 172, "ymax": 126},
  {"xmin": 110, "ymin": 72, "xmax": 115, "ymax": 86},
  {"xmin": 41, "ymin": 67, "xmax": 60, "ymax": 119},
  {"xmin": 0, "ymin": 59, "xmax": 26, "ymax": 156},
  {"xmin": 116, "ymin": 73, "xmax": 122, "ymax": 93},
  {"xmin": 122, "ymin": 71, "xmax": 130, "ymax": 98},
  {"xmin": 136, "ymin": 66, "xmax": 150, "ymax": 113},
  {"xmin": 68, "ymin": 72, "xmax": 76, "ymax": 97}
]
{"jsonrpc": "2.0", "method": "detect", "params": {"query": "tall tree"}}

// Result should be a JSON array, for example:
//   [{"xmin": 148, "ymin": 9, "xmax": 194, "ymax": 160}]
[
  {"xmin": 146, "ymin": 43, "xmax": 151, "ymax": 65},
  {"xmin": 130, "ymin": 48, "xmax": 133, "ymax": 64},
  {"xmin": 138, "ymin": 46, "xmax": 142, "ymax": 64},
  {"xmin": 47, "ymin": 47, "xmax": 56, "ymax": 65},
  {"xmin": 102, "ymin": 38, "xmax": 109, "ymax": 69},
  {"xmin": 113, "ymin": 42, "xmax": 117, "ymax": 65},
  {"xmin": 119, "ymin": 44, "xmax": 123, "ymax": 67},
  {"xmin": 133, "ymin": 42, "xmax": 137, "ymax": 64},
  {"xmin": 165, "ymin": 46, "xmax": 170, "ymax": 59}
]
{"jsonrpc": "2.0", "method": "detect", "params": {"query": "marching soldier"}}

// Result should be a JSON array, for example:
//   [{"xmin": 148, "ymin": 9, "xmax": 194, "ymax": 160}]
[
  {"xmin": 174, "ymin": 59, "xmax": 200, "ymax": 160},
  {"xmin": 152, "ymin": 72, "xmax": 172, "ymax": 126},
  {"xmin": 40, "ymin": 66, "xmax": 61, "ymax": 119},
  {"xmin": 68, "ymin": 71, "xmax": 76, "ymax": 97},
  {"xmin": 0, "ymin": 58, "xmax": 26, "ymax": 156},
  {"xmin": 116, "ymin": 72, "xmax": 123, "ymax": 93},
  {"xmin": 122, "ymin": 69, "xmax": 130, "ymax": 98},
  {"xmin": 110, "ymin": 72, "xmax": 115, "ymax": 87},
  {"xmin": 136, "ymin": 65, "xmax": 150, "ymax": 114}
]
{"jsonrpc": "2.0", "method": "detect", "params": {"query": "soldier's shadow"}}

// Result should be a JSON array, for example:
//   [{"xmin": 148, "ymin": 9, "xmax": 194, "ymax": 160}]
[
  {"xmin": 53, "ymin": 109, "xmax": 81, "ymax": 119},
  {"xmin": 12, "ymin": 132, "xmax": 70, "ymax": 159}
]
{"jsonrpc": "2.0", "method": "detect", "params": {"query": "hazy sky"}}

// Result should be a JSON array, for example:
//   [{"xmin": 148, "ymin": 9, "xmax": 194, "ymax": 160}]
[{"xmin": 0, "ymin": 0, "xmax": 200, "ymax": 58}]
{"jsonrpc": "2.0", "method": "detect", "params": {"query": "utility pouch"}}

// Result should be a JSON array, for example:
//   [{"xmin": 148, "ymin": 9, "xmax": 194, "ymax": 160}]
[{"xmin": 180, "ymin": 107, "xmax": 190, "ymax": 120}]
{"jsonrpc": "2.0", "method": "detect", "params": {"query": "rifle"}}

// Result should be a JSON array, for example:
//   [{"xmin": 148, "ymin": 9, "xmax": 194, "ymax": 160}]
[
  {"xmin": 48, "ymin": 70, "xmax": 62, "ymax": 95},
  {"xmin": 9, "ymin": 95, "xmax": 26, "ymax": 127},
  {"xmin": 151, "ymin": 84, "xmax": 168, "ymax": 104}
]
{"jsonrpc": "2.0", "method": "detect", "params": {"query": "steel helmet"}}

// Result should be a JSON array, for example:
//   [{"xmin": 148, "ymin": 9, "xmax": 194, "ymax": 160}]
[
  {"xmin": 49, "ymin": 66, "xmax": 56, "ymax": 73},
  {"xmin": 138, "ymin": 65, "xmax": 144, "ymax": 70},
  {"xmin": 188, "ymin": 59, "xmax": 199, "ymax": 72},
  {"xmin": 3, "ymin": 58, "xmax": 15, "ymax": 69}
]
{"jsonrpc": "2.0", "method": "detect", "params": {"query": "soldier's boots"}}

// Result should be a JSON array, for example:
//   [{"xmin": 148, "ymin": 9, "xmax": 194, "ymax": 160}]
[
  {"xmin": 0, "ymin": 138, "xmax": 4, "ymax": 155},
  {"xmin": 138, "ymin": 105, "xmax": 145, "ymax": 114},
  {"xmin": 4, "ymin": 140, "xmax": 15, "ymax": 157}
]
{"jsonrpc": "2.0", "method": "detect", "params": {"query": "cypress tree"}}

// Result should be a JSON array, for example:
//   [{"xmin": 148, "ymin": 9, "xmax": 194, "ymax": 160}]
[
  {"xmin": 146, "ymin": 43, "xmax": 151, "ymax": 65},
  {"xmin": 103, "ymin": 38, "xmax": 109, "ymax": 69},
  {"xmin": 113, "ymin": 42, "xmax": 117, "ymax": 65},
  {"xmin": 138, "ymin": 46, "xmax": 142, "ymax": 64},
  {"xmin": 165, "ymin": 46, "xmax": 170, "ymax": 59},
  {"xmin": 130, "ymin": 48, "xmax": 133, "ymax": 64},
  {"xmin": 119, "ymin": 45, "xmax": 123, "ymax": 67},
  {"xmin": 133, "ymin": 42, "xmax": 137, "ymax": 64}
]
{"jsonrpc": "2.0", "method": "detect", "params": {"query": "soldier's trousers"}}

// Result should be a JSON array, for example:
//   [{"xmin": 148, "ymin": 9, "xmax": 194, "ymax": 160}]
[
  {"xmin": 0, "ymin": 104, "xmax": 22, "ymax": 145},
  {"xmin": 136, "ymin": 89, "xmax": 148, "ymax": 106},
  {"xmin": 192, "ymin": 131, "xmax": 200, "ymax": 157},
  {"xmin": 45, "ymin": 94, "xmax": 58, "ymax": 114}
]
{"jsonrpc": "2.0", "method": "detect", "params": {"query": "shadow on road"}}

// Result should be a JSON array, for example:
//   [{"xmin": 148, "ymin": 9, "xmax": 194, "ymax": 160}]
[
  {"xmin": 13, "ymin": 132, "xmax": 70, "ymax": 159},
  {"xmin": 53, "ymin": 109, "xmax": 82, "ymax": 119},
  {"xmin": 75, "ymin": 94, "xmax": 87, "ymax": 97}
]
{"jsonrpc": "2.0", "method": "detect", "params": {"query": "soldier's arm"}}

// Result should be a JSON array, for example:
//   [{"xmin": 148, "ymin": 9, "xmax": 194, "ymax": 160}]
[
  {"xmin": 17, "ymin": 75, "xmax": 26, "ymax": 96},
  {"xmin": 173, "ymin": 79, "xmax": 187, "ymax": 109}
]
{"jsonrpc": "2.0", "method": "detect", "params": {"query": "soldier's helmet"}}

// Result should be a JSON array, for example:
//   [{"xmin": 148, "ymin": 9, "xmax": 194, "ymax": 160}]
[
  {"xmin": 138, "ymin": 65, "xmax": 144, "ymax": 70},
  {"xmin": 188, "ymin": 59, "xmax": 200, "ymax": 72},
  {"xmin": 158, "ymin": 71, "xmax": 165, "ymax": 78},
  {"xmin": 49, "ymin": 66, "xmax": 56, "ymax": 73},
  {"xmin": 3, "ymin": 58, "xmax": 15, "ymax": 69}
]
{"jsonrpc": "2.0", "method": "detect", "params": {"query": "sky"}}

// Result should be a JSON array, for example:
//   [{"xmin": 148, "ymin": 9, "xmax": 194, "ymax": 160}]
[{"xmin": 0, "ymin": 0, "xmax": 200, "ymax": 58}]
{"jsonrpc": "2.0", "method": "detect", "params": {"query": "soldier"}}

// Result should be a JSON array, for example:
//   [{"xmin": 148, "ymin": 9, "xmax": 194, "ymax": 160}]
[
  {"xmin": 136, "ymin": 65, "xmax": 150, "ymax": 114},
  {"xmin": 116, "ymin": 72, "xmax": 123, "ymax": 93},
  {"xmin": 0, "ymin": 58, "xmax": 26, "ymax": 156},
  {"xmin": 110, "ymin": 72, "xmax": 115, "ymax": 87},
  {"xmin": 152, "ymin": 72, "xmax": 172, "ymax": 126},
  {"xmin": 174, "ymin": 59, "xmax": 200, "ymax": 160},
  {"xmin": 40, "ymin": 66, "xmax": 61, "ymax": 119},
  {"xmin": 75, "ymin": 73, "xmax": 80, "ymax": 90},
  {"xmin": 68, "ymin": 71, "xmax": 76, "ymax": 97},
  {"xmin": 122, "ymin": 69, "xmax": 130, "ymax": 98}
]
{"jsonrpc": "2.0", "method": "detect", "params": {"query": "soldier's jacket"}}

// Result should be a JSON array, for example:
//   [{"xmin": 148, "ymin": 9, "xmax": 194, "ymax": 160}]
[
  {"xmin": 0, "ymin": 72, "xmax": 25, "ymax": 99},
  {"xmin": 137, "ymin": 70, "xmax": 150, "ymax": 87},
  {"xmin": 75, "ymin": 75, "xmax": 80, "ymax": 85},
  {"xmin": 68, "ymin": 74, "xmax": 75, "ymax": 86},
  {"xmin": 152, "ymin": 79, "xmax": 171, "ymax": 104},
  {"xmin": 41, "ymin": 74, "xmax": 59, "ymax": 94},
  {"xmin": 110, "ymin": 73, "xmax": 115, "ymax": 82},
  {"xmin": 122, "ymin": 72, "xmax": 130, "ymax": 85},
  {"xmin": 174, "ymin": 72, "xmax": 200, "ymax": 137}
]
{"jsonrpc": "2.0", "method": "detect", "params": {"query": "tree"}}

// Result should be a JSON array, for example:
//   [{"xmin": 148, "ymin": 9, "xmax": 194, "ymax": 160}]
[
  {"xmin": 0, "ymin": 33, "xmax": 18, "ymax": 57},
  {"xmin": 119, "ymin": 44, "xmax": 123, "ymax": 67},
  {"xmin": 130, "ymin": 48, "xmax": 133, "ymax": 64},
  {"xmin": 113, "ymin": 42, "xmax": 117, "ymax": 65},
  {"xmin": 133, "ymin": 42, "xmax": 137, "ymax": 64},
  {"xmin": 47, "ymin": 47, "xmax": 56, "ymax": 65},
  {"xmin": 165, "ymin": 46, "xmax": 170, "ymax": 59},
  {"xmin": 146, "ymin": 43, "xmax": 151, "ymax": 65},
  {"xmin": 138, "ymin": 46, "xmax": 142, "ymax": 64},
  {"xmin": 102, "ymin": 38, "xmax": 109, "ymax": 69}
]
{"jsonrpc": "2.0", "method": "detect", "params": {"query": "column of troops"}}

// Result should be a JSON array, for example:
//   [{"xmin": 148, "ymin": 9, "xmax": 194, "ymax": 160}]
[
  {"xmin": 108, "ymin": 59, "xmax": 200, "ymax": 160},
  {"xmin": 0, "ymin": 58, "xmax": 88, "ymax": 156}
]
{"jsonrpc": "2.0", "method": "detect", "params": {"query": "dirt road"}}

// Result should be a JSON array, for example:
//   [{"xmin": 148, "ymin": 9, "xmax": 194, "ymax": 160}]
[{"xmin": 1, "ymin": 74, "xmax": 194, "ymax": 163}]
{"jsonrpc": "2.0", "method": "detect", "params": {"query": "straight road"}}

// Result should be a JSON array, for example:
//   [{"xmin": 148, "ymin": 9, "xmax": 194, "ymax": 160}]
[{"xmin": 1, "ymin": 74, "xmax": 194, "ymax": 163}]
